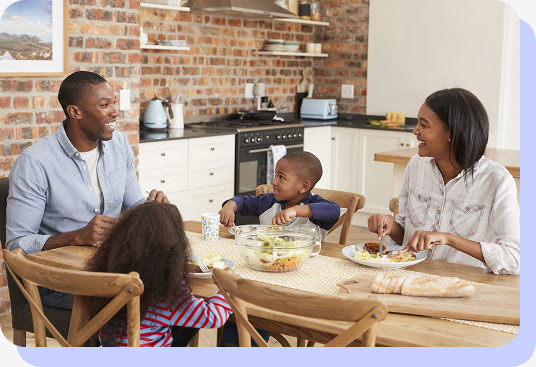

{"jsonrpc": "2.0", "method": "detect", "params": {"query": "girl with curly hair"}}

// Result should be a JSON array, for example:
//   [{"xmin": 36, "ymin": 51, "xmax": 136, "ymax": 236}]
[{"xmin": 86, "ymin": 201, "xmax": 232, "ymax": 347}]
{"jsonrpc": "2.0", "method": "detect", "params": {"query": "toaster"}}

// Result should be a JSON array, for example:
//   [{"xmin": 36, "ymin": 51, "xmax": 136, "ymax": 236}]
[{"xmin": 300, "ymin": 98, "xmax": 338, "ymax": 120}]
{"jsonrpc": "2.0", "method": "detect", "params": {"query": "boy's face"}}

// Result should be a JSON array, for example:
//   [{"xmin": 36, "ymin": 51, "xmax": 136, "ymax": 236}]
[{"xmin": 272, "ymin": 158, "xmax": 308, "ymax": 201}]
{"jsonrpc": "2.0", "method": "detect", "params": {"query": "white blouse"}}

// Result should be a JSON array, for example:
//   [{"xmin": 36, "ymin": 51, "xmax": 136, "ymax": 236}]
[{"xmin": 395, "ymin": 155, "xmax": 520, "ymax": 274}]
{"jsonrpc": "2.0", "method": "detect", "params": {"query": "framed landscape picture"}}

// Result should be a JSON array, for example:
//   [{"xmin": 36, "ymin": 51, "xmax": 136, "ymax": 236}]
[{"xmin": 0, "ymin": 0, "xmax": 68, "ymax": 76}]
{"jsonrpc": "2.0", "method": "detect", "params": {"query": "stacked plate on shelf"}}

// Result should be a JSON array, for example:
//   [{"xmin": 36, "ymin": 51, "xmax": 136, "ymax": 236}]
[
  {"xmin": 158, "ymin": 39, "xmax": 187, "ymax": 47},
  {"xmin": 262, "ymin": 40, "xmax": 300, "ymax": 52}
]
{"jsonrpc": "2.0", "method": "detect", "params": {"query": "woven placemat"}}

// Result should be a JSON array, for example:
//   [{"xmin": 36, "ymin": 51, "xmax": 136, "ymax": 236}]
[{"xmin": 187, "ymin": 232, "xmax": 518, "ymax": 335}]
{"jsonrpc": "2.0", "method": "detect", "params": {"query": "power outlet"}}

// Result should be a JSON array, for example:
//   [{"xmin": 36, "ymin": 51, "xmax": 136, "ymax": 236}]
[
  {"xmin": 341, "ymin": 84, "xmax": 354, "ymax": 99},
  {"xmin": 245, "ymin": 83, "xmax": 254, "ymax": 99}
]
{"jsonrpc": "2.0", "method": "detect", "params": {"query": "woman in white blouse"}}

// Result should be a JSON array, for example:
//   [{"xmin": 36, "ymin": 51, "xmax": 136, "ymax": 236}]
[{"xmin": 368, "ymin": 88, "xmax": 520, "ymax": 274}]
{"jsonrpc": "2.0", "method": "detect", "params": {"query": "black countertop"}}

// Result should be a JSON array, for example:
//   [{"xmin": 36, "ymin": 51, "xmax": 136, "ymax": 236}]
[{"xmin": 139, "ymin": 114, "xmax": 417, "ymax": 143}]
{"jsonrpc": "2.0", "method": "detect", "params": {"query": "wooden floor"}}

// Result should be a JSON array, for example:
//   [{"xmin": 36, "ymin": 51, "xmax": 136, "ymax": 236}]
[{"xmin": 0, "ymin": 225, "xmax": 377, "ymax": 347}]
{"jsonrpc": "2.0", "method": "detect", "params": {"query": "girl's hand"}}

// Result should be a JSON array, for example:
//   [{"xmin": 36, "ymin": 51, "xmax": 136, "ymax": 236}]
[
  {"xmin": 272, "ymin": 208, "xmax": 297, "ymax": 225},
  {"xmin": 401, "ymin": 230, "xmax": 450, "ymax": 252},
  {"xmin": 367, "ymin": 214, "xmax": 394, "ymax": 239}
]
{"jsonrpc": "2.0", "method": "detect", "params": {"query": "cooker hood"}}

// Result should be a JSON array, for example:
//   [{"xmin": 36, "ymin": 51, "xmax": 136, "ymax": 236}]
[{"xmin": 184, "ymin": 0, "xmax": 298, "ymax": 19}]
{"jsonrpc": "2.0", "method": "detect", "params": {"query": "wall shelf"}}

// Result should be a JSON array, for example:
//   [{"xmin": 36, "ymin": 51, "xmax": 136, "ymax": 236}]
[
  {"xmin": 141, "ymin": 44, "xmax": 190, "ymax": 51},
  {"xmin": 140, "ymin": 2, "xmax": 190, "ymax": 12},
  {"xmin": 274, "ymin": 18, "xmax": 329, "ymax": 26},
  {"xmin": 256, "ymin": 51, "xmax": 328, "ymax": 57}
]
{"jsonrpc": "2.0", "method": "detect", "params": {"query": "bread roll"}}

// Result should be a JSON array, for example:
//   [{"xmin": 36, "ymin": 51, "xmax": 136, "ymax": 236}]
[{"xmin": 371, "ymin": 273, "xmax": 474, "ymax": 298}]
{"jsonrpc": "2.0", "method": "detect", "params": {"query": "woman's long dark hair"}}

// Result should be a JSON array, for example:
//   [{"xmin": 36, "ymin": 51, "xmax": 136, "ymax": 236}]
[
  {"xmin": 425, "ymin": 88, "xmax": 489, "ymax": 177},
  {"xmin": 85, "ymin": 202, "xmax": 191, "ymax": 340}
]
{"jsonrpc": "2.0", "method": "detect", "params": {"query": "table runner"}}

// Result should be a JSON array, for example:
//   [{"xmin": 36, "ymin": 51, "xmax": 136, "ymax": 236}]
[{"xmin": 187, "ymin": 232, "xmax": 518, "ymax": 335}]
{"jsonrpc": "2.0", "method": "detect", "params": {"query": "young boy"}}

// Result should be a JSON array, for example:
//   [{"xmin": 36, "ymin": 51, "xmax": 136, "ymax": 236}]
[{"xmin": 219, "ymin": 151, "xmax": 340, "ymax": 240}]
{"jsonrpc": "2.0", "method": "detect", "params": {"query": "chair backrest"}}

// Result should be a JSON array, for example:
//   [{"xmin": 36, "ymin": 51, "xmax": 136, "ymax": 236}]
[
  {"xmin": 212, "ymin": 268, "xmax": 387, "ymax": 347},
  {"xmin": 2, "ymin": 248, "xmax": 144, "ymax": 347},
  {"xmin": 255, "ymin": 184, "xmax": 365, "ymax": 246},
  {"xmin": 389, "ymin": 197, "xmax": 399, "ymax": 216}
]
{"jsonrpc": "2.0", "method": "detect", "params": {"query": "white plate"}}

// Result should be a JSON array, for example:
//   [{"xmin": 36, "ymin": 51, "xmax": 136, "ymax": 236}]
[
  {"xmin": 189, "ymin": 256, "xmax": 235, "ymax": 279},
  {"xmin": 342, "ymin": 244, "xmax": 427, "ymax": 269}
]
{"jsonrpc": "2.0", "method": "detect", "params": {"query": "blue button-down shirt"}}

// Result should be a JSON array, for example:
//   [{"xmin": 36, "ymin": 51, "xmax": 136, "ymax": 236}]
[{"xmin": 6, "ymin": 121, "xmax": 145, "ymax": 254}]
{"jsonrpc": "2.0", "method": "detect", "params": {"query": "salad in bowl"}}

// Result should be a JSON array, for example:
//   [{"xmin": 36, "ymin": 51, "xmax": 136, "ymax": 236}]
[{"xmin": 234, "ymin": 225, "xmax": 315, "ymax": 272}]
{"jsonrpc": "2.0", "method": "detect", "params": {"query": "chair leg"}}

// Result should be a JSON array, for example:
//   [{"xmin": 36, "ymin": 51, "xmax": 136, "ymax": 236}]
[
  {"xmin": 216, "ymin": 327, "xmax": 224, "ymax": 346},
  {"xmin": 297, "ymin": 337, "xmax": 305, "ymax": 347},
  {"xmin": 13, "ymin": 329, "xmax": 26, "ymax": 347},
  {"xmin": 188, "ymin": 332, "xmax": 199, "ymax": 347}
]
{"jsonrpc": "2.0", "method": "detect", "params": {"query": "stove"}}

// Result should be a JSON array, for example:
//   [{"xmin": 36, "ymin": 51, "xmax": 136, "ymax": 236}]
[{"xmin": 189, "ymin": 118, "xmax": 305, "ymax": 225}]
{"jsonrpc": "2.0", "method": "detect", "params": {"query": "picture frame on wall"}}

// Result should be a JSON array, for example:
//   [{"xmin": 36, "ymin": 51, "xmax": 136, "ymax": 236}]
[{"xmin": 0, "ymin": 0, "xmax": 68, "ymax": 77}]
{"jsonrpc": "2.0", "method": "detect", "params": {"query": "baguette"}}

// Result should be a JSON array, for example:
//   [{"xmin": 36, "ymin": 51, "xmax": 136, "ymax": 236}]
[{"xmin": 371, "ymin": 273, "xmax": 474, "ymax": 298}]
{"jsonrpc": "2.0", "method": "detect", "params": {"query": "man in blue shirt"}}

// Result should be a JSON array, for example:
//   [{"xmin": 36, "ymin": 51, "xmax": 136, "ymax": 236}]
[{"xmin": 6, "ymin": 71, "xmax": 168, "ymax": 308}]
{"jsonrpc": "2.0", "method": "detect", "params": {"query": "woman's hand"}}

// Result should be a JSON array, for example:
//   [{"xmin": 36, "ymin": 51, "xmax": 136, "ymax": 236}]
[
  {"xmin": 367, "ymin": 214, "xmax": 395, "ymax": 239},
  {"xmin": 401, "ymin": 230, "xmax": 451, "ymax": 252}
]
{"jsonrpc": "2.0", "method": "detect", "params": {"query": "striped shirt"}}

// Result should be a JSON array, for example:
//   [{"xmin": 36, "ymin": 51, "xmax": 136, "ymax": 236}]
[
  {"xmin": 114, "ymin": 289, "xmax": 232, "ymax": 347},
  {"xmin": 395, "ymin": 155, "xmax": 520, "ymax": 274}
]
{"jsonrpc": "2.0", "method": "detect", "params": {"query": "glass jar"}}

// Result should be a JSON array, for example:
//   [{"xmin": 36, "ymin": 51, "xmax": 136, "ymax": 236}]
[
  {"xmin": 310, "ymin": 1, "xmax": 321, "ymax": 21},
  {"xmin": 286, "ymin": 0, "xmax": 298, "ymax": 15},
  {"xmin": 298, "ymin": 0, "xmax": 311, "ymax": 20}
]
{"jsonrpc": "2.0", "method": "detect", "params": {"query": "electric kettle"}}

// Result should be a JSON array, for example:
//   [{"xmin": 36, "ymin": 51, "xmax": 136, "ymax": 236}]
[{"xmin": 143, "ymin": 95, "xmax": 174, "ymax": 130}]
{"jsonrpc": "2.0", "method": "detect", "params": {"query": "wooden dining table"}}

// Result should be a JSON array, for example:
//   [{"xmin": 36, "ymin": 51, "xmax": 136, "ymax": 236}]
[{"xmin": 26, "ymin": 220, "xmax": 519, "ymax": 347}]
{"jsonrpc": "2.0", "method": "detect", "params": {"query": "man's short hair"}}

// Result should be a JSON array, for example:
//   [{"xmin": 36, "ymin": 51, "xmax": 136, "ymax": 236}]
[
  {"xmin": 282, "ymin": 151, "xmax": 323, "ymax": 188},
  {"xmin": 58, "ymin": 71, "xmax": 108, "ymax": 117}
]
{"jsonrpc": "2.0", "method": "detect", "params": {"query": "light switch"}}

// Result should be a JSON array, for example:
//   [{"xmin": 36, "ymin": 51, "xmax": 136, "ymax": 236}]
[
  {"xmin": 245, "ymin": 83, "xmax": 254, "ymax": 99},
  {"xmin": 119, "ymin": 89, "xmax": 130, "ymax": 111},
  {"xmin": 341, "ymin": 84, "xmax": 354, "ymax": 99}
]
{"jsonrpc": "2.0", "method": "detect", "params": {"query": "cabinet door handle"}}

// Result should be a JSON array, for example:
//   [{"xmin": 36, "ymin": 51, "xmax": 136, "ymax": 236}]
[
  {"xmin": 209, "ymin": 199, "xmax": 213, "ymax": 203},
  {"xmin": 400, "ymin": 143, "xmax": 404, "ymax": 146},
  {"xmin": 160, "ymin": 152, "xmax": 166, "ymax": 156},
  {"xmin": 210, "ymin": 147, "xmax": 215, "ymax": 151},
  {"xmin": 406, "ymin": 143, "xmax": 410, "ymax": 147},
  {"xmin": 160, "ymin": 179, "xmax": 166, "ymax": 183},
  {"xmin": 209, "ymin": 172, "xmax": 214, "ymax": 176},
  {"xmin": 331, "ymin": 137, "xmax": 335, "ymax": 141}
]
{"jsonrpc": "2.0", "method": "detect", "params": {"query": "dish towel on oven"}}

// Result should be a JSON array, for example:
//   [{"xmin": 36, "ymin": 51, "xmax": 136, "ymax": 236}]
[{"xmin": 266, "ymin": 145, "xmax": 286, "ymax": 184}]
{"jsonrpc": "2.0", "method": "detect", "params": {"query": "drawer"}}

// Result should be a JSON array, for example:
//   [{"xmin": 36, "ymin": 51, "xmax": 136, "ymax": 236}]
[
  {"xmin": 188, "ymin": 135, "xmax": 235, "ymax": 164},
  {"xmin": 139, "ymin": 140, "xmax": 188, "ymax": 171},
  {"xmin": 188, "ymin": 161, "xmax": 234, "ymax": 190},
  {"xmin": 139, "ymin": 166, "xmax": 188, "ymax": 194},
  {"xmin": 180, "ymin": 183, "xmax": 234, "ymax": 221}
]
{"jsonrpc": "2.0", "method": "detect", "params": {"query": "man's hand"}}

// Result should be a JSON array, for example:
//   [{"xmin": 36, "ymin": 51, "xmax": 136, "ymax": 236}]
[
  {"xmin": 146, "ymin": 189, "xmax": 169, "ymax": 204},
  {"xmin": 367, "ymin": 214, "xmax": 395, "ymax": 239},
  {"xmin": 75, "ymin": 215, "xmax": 117, "ymax": 245},
  {"xmin": 272, "ymin": 208, "xmax": 298, "ymax": 225},
  {"xmin": 219, "ymin": 201, "xmax": 237, "ymax": 227}
]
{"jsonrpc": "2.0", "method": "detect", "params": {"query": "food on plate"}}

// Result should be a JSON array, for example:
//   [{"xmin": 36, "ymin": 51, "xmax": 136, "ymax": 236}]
[
  {"xmin": 363, "ymin": 242, "xmax": 391, "ymax": 255},
  {"xmin": 238, "ymin": 233, "xmax": 310, "ymax": 272},
  {"xmin": 371, "ymin": 273, "xmax": 475, "ymax": 298},
  {"xmin": 189, "ymin": 253, "xmax": 225, "ymax": 273},
  {"xmin": 390, "ymin": 252, "xmax": 416, "ymax": 262}
]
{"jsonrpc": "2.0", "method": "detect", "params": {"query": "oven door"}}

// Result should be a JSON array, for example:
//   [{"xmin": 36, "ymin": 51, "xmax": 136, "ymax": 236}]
[{"xmin": 235, "ymin": 142, "xmax": 303, "ymax": 225}]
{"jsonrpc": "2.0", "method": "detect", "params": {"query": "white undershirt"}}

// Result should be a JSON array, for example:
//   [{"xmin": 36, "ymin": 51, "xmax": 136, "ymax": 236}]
[{"xmin": 79, "ymin": 146, "xmax": 104, "ymax": 213}]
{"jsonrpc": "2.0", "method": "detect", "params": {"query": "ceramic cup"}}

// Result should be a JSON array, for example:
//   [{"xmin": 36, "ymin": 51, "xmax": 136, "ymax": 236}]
[
  {"xmin": 306, "ymin": 43, "xmax": 315, "ymax": 54},
  {"xmin": 314, "ymin": 43, "xmax": 322, "ymax": 54},
  {"xmin": 201, "ymin": 213, "xmax": 220, "ymax": 241}
]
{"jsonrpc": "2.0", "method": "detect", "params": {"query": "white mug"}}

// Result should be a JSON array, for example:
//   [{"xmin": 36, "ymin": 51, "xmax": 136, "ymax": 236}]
[
  {"xmin": 169, "ymin": 103, "xmax": 184, "ymax": 129},
  {"xmin": 306, "ymin": 43, "xmax": 315, "ymax": 54}
]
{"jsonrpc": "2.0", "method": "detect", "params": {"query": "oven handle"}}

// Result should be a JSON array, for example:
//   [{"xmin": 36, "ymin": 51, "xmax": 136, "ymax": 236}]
[{"xmin": 247, "ymin": 144, "xmax": 304, "ymax": 154}]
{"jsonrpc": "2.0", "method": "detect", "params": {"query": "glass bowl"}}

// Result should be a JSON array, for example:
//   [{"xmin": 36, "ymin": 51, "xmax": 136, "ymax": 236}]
[{"xmin": 234, "ymin": 225, "xmax": 315, "ymax": 272}]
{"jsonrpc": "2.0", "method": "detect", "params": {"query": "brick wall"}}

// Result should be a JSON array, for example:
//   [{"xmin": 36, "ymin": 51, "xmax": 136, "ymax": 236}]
[
  {"xmin": 139, "ymin": 9, "xmax": 315, "ymax": 117},
  {"xmin": 313, "ymin": 0, "xmax": 369, "ymax": 113},
  {"xmin": 0, "ymin": 1, "xmax": 370, "ymax": 316},
  {"xmin": 0, "ymin": 0, "xmax": 141, "ymax": 316}
]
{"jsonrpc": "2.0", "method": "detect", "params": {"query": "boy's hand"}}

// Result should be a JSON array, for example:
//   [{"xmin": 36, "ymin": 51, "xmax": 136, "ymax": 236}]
[
  {"xmin": 218, "ymin": 200, "xmax": 238, "ymax": 227},
  {"xmin": 272, "ymin": 208, "xmax": 298, "ymax": 225}
]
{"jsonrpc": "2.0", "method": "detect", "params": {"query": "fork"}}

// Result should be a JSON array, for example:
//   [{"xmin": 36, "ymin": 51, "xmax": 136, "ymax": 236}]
[{"xmin": 197, "ymin": 258, "xmax": 211, "ymax": 273}]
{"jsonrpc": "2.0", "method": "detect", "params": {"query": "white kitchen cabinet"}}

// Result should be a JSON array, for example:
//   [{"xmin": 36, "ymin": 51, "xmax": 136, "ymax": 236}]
[
  {"xmin": 330, "ymin": 127, "xmax": 361, "ymax": 193},
  {"xmin": 138, "ymin": 134, "xmax": 235, "ymax": 221},
  {"xmin": 304, "ymin": 126, "xmax": 332, "ymax": 189},
  {"xmin": 329, "ymin": 127, "xmax": 415, "ymax": 226},
  {"xmin": 354, "ymin": 129, "xmax": 415, "ymax": 226}
]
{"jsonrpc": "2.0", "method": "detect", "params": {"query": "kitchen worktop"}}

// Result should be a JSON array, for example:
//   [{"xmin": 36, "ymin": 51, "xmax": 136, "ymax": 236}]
[
  {"xmin": 139, "ymin": 126, "xmax": 237, "ymax": 143},
  {"xmin": 301, "ymin": 113, "xmax": 417, "ymax": 132}
]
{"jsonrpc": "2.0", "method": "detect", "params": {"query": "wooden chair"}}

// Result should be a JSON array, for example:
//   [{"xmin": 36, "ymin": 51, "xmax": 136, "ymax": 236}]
[
  {"xmin": 389, "ymin": 197, "xmax": 399, "ymax": 216},
  {"xmin": 212, "ymin": 268, "xmax": 387, "ymax": 347},
  {"xmin": 2, "ymin": 248, "xmax": 144, "ymax": 347},
  {"xmin": 255, "ymin": 184, "xmax": 365, "ymax": 246}
]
